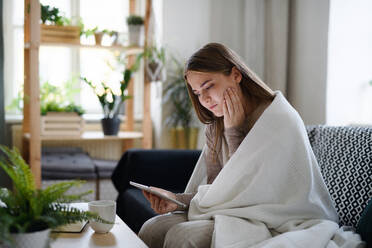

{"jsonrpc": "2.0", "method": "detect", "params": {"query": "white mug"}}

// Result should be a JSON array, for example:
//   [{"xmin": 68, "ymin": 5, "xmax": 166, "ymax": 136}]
[{"xmin": 88, "ymin": 200, "xmax": 116, "ymax": 233}]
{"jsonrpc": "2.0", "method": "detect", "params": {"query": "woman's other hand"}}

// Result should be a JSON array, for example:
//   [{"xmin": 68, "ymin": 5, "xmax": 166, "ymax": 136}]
[
  {"xmin": 142, "ymin": 187, "xmax": 178, "ymax": 214},
  {"xmin": 223, "ymin": 87, "xmax": 245, "ymax": 129}
]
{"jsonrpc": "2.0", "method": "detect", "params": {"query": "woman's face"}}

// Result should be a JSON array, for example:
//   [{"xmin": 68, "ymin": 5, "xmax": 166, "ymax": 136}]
[{"xmin": 187, "ymin": 68, "xmax": 243, "ymax": 117}]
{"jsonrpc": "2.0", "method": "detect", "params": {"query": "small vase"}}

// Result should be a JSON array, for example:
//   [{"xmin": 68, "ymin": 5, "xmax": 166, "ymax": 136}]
[
  {"xmin": 128, "ymin": 25, "xmax": 142, "ymax": 46},
  {"xmin": 101, "ymin": 117, "xmax": 121, "ymax": 136},
  {"xmin": 11, "ymin": 228, "xmax": 50, "ymax": 248},
  {"xmin": 94, "ymin": 32, "xmax": 104, "ymax": 45}
]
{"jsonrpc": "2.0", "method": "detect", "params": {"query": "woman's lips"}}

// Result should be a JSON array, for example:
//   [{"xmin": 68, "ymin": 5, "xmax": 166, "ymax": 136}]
[{"xmin": 210, "ymin": 104, "xmax": 217, "ymax": 110}]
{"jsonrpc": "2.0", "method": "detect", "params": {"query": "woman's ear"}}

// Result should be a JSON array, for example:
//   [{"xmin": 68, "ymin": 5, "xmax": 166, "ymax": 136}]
[{"xmin": 231, "ymin": 67, "xmax": 242, "ymax": 84}]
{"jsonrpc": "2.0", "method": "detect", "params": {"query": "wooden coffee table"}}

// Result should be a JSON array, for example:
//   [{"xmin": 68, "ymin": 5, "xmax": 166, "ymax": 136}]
[{"xmin": 50, "ymin": 215, "xmax": 148, "ymax": 248}]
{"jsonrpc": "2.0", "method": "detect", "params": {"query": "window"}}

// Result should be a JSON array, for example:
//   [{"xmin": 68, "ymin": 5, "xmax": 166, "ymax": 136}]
[
  {"xmin": 326, "ymin": 0, "xmax": 372, "ymax": 125},
  {"xmin": 4, "ymin": 0, "xmax": 144, "ymax": 119}
]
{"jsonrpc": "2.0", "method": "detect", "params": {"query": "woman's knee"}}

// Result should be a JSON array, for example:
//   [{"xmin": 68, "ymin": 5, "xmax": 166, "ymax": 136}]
[
  {"xmin": 138, "ymin": 217, "xmax": 157, "ymax": 246},
  {"xmin": 138, "ymin": 217, "xmax": 153, "ymax": 239},
  {"xmin": 164, "ymin": 221, "xmax": 214, "ymax": 248},
  {"xmin": 138, "ymin": 213, "xmax": 188, "ymax": 248},
  {"xmin": 138, "ymin": 215, "xmax": 166, "ymax": 247}
]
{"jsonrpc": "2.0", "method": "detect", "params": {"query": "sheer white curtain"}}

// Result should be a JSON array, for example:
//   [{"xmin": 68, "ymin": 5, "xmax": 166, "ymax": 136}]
[{"xmin": 209, "ymin": 0, "xmax": 290, "ymax": 95}]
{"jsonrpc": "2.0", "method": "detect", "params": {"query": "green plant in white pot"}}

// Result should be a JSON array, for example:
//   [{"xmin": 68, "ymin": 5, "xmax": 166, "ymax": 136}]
[
  {"xmin": 126, "ymin": 15, "xmax": 144, "ymax": 46},
  {"xmin": 0, "ymin": 146, "xmax": 111, "ymax": 248},
  {"xmin": 102, "ymin": 29, "xmax": 119, "ymax": 46}
]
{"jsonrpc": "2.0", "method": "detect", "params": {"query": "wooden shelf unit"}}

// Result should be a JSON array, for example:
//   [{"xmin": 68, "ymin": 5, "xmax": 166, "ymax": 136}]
[{"xmin": 23, "ymin": 0, "xmax": 153, "ymax": 188}]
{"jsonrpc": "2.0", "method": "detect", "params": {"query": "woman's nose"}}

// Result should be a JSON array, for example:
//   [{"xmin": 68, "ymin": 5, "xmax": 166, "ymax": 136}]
[{"xmin": 200, "ymin": 92, "xmax": 210, "ymax": 103}]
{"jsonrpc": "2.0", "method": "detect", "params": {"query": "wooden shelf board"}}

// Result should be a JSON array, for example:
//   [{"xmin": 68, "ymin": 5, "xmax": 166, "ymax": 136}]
[
  {"xmin": 24, "ymin": 42, "xmax": 143, "ymax": 55},
  {"xmin": 24, "ymin": 131, "xmax": 143, "ymax": 141}
]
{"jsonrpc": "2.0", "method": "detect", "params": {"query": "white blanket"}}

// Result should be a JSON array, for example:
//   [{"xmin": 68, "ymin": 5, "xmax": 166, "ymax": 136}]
[{"xmin": 185, "ymin": 92, "xmax": 365, "ymax": 248}]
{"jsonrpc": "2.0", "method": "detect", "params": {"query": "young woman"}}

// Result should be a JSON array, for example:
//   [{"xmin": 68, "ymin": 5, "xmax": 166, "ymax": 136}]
[{"xmin": 138, "ymin": 43, "xmax": 347, "ymax": 248}]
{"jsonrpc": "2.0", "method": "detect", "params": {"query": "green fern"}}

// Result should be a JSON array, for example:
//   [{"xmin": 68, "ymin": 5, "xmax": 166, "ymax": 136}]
[{"xmin": 0, "ymin": 145, "xmax": 113, "ymax": 247}]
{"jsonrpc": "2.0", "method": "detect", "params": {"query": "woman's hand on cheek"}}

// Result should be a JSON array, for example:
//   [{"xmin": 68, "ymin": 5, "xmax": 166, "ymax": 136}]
[{"xmin": 223, "ymin": 87, "xmax": 245, "ymax": 129}]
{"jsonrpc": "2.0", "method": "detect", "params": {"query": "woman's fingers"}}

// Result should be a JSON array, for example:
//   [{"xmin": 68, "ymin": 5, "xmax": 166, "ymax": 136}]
[
  {"xmin": 223, "ymin": 97, "xmax": 230, "ymax": 119},
  {"xmin": 147, "ymin": 192, "xmax": 169, "ymax": 213},
  {"xmin": 231, "ymin": 88, "xmax": 244, "ymax": 114},
  {"xmin": 153, "ymin": 195, "xmax": 160, "ymax": 211},
  {"xmin": 143, "ymin": 190, "xmax": 152, "ymax": 202},
  {"xmin": 223, "ymin": 87, "xmax": 246, "ymax": 128},
  {"xmin": 142, "ymin": 187, "xmax": 178, "ymax": 214},
  {"xmin": 158, "ymin": 199, "xmax": 166, "ymax": 214},
  {"xmin": 224, "ymin": 88, "xmax": 234, "ymax": 115}
]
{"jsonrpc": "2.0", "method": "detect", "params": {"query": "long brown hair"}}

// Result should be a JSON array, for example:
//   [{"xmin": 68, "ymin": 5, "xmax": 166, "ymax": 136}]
[{"xmin": 184, "ymin": 43, "xmax": 274, "ymax": 160}]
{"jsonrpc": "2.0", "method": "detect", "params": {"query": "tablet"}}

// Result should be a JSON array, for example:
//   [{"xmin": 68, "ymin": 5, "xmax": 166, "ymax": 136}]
[{"xmin": 129, "ymin": 181, "xmax": 187, "ymax": 208}]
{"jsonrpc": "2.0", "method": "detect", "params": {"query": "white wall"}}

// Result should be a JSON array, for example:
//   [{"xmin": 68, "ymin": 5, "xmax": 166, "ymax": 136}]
[
  {"xmin": 160, "ymin": 0, "xmax": 212, "ymax": 148},
  {"xmin": 326, "ymin": 0, "xmax": 372, "ymax": 125},
  {"xmin": 162, "ymin": 0, "xmax": 211, "ymax": 60},
  {"xmin": 287, "ymin": 0, "xmax": 330, "ymax": 125}
]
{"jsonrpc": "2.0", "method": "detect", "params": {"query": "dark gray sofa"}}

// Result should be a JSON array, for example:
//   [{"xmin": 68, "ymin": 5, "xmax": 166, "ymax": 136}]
[{"xmin": 111, "ymin": 125, "xmax": 372, "ymax": 244}]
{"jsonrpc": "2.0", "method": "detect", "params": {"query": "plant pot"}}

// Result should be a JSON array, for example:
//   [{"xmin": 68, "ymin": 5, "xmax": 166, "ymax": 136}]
[
  {"xmin": 11, "ymin": 228, "xmax": 50, "ymax": 248},
  {"xmin": 188, "ymin": 127, "xmax": 199, "ymax": 149},
  {"xmin": 170, "ymin": 128, "xmax": 177, "ymax": 148},
  {"xmin": 146, "ymin": 61, "xmax": 165, "ymax": 82},
  {"xmin": 169, "ymin": 127, "xmax": 199, "ymax": 149},
  {"xmin": 110, "ymin": 31, "xmax": 119, "ymax": 45},
  {"xmin": 176, "ymin": 127, "xmax": 187, "ymax": 149},
  {"xmin": 101, "ymin": 117, "xmax": 121, "ymax": 136},
  {"xmin": 94, "ymin": 32, "xmax": 104, "ymax": 45},
  {"xmin": 128, "ymin": 25, "xmax": 143, "ymax": 46}
]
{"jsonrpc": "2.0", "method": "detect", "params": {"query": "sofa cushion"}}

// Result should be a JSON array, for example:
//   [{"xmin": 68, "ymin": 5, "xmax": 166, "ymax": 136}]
[
  {"xmin": 93, "ymin": 159, "xmax": 117, "ymax": 178},
  {"xmin": 41, "ymin": 147, "xmax": 96, "ymax": 179},
  {"xmin": 307, "ymin": 126, "xmax": 372, "ymax": 228}
]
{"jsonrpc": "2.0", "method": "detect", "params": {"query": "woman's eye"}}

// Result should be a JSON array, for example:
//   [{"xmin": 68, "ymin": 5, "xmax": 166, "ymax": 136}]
[{"xmin": 206, "ymin": 84, "xmax": 213, "ymax": 90}]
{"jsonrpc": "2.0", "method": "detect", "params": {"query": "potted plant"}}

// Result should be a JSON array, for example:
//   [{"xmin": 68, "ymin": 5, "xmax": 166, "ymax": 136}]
[
  {"xmin": 93, "ymin": 28, "xmax": 104, "ymax": 45},
  {"xmin": 102, "ymin": 29, "xmax": 119, "ymax": 46},
  {"xmin": 6, "ymin": 80, "xmax": 85, "ymax": 136},
  {"xmin": 0, "ymin": 146, "xmax": 110, "ymax": 248},
  {"xmin": 143, "ymin": 45, "xmax": 166, "ymax": 82},
  {"xmin": 39, "ymin": 81, "xmax": 85, "ymax": 136},
  {"xmin": 79, "ymin": 26, "xmax": 105, "ymax": 45},
  {"xmin": 40, "ymin": 4, "xmax": 80, "ymax": 44},
  {"xmin": 83, "ymin": 27, "xmax": 103, "ymax": 45},
  {"xmin": 126, "ymin": 15, "xmax": 144, "ymax": 46},
  {"xmin": 163, "ymin": 57, "xmax": 199, "ymax": 149},
  {"xmin": 81, "ymin": 55, "xmax": 142, "ymax": 135},
  {"xmin": 40, "ymin": 4, "xmax": 64, "ymax": 26}
]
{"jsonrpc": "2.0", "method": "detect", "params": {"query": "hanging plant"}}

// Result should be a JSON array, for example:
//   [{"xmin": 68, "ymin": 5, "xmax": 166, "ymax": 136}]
[{"xmin": 143, "ymin": 45, "xmax": 166, "ymax": 82}]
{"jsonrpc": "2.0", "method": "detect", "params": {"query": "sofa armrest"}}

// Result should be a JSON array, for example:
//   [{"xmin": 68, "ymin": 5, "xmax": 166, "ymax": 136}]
[{"xmin": 111, "ymin": 149, "xmax": 201, "ymax": 194}]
